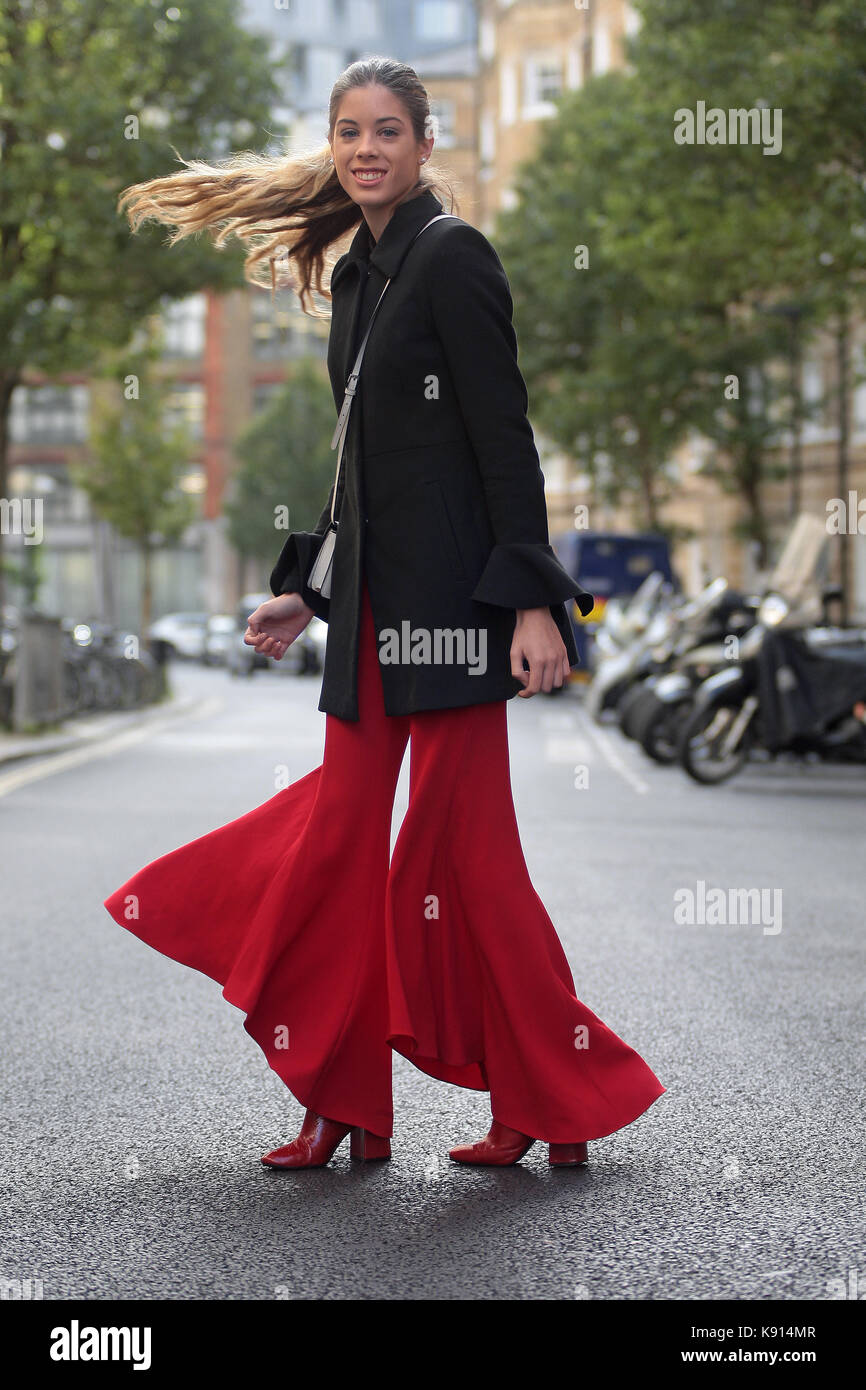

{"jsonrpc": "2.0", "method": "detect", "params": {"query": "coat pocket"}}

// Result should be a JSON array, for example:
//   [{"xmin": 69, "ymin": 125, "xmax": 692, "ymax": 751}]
[{"xmin": 426, "ymin": 479, "xmax": 468, "ymax": 581}]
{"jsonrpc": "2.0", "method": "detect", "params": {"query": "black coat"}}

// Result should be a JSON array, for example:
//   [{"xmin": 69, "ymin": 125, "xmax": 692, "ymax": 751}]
[{"xmin": 269, "ymin": 187, "xmax": 594, "ymax": 721}]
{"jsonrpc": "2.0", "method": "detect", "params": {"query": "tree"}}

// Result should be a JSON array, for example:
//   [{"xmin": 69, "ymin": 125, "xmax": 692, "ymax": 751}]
[
  {"xmin": 0, "ymin": 0, "xmax": 283, "ymax": 606},
  {"xmin": 494, "ymin": 0, "xmax": 866, "ymax": 563},
  {"xmin": 617, "ymin": 0, "xmax": 866, "ymax": 559},
  {"xmin": 70, "ymin": 337, "xmax": 197, "ymax": 635},
  {"xmin": 497, "ymin": 74, "xmax": 727, "ymax": 533},
  {"xmin": 224, "ymin": 357, "xmax": 338, "ymax": 583}
]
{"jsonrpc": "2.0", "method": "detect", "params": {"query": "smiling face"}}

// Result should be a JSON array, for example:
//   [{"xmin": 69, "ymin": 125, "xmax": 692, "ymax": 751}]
[{"xmin": 329, "ymin": 84, "xmax": 434, "ymax": 239}]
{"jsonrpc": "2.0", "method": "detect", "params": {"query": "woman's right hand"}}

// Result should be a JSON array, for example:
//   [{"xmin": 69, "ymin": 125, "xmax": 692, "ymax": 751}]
[{"xmin": 244, "ymin": 592, "xmax": 315, "ymax": 661}]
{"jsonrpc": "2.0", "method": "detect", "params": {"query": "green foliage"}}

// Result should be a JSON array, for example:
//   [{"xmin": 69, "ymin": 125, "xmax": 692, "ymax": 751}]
[
  {"xmin": 495, "ymin": 0, "xmax": 866, "ymax": 550},
  {"xmin": 0, "ymin": 0, "xmax": 284, "ymax": 379},
  {"xmin": 70, "ymin": 334, "xmax": 197, "ymax": 551},
  {"xmin": 224, "ymin": 358, "xmax": 338, "ymax": 573},
  {"xmin": 0, "ymin": 0, "xmax": 287, "ymax": 605}
]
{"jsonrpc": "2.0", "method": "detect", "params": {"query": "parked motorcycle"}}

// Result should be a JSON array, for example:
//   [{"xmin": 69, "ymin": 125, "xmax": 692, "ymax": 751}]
[
  {"xmin": 584, "ymin": 572, "xmax": 676, "ymax": 720},
  {"xmin": 619, "ymin": 513, "xmax": 835, "ymax": 765},
  {"xmin": 678, "ymin": 589, "xmax": 866, "ymax": 784},
  {"xmin": 624, "ymin": 580, "xmax": 760, "ymax": 762}
]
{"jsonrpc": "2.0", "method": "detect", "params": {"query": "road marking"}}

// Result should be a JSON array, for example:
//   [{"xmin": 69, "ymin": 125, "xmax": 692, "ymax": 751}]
[
  {"xmin": 0, "ymin": 697, "xmax": 224, "ymax": 800},
  {"xmin": 539, "ymin": 710, "xmax": 579, "ymax": 730},
  {"xmin": 574, "ymin": 705, "xmax": 650, "ymax": 795},
  {"xmin": 543, "ymin": 735, "xmax": 595, "ymax": 764}
]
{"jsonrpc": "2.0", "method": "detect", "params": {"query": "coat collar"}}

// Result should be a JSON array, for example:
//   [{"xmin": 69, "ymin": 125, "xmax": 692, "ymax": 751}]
[{"xmin": 330, "ymin": 187, "xmax": 444, "ymax": 292}]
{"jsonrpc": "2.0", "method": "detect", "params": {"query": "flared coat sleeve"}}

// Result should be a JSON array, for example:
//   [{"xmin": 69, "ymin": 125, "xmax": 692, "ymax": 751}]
[
  {"xmin": 426, "ymin": 224, "xmax": 594, "ymax": 621},
  {"xmin": 267, "ymin": 482, "xmax": 336, "ymax": 623}
]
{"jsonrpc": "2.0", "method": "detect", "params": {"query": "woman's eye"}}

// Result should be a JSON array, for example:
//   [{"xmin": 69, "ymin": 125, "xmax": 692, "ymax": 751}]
[{"xmin": 340, "ymin": 128, "xmax": 399, "ymax": 138}]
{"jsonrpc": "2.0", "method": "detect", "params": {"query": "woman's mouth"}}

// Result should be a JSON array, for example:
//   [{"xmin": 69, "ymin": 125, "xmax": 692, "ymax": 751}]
[{"xmin": 352, "ymin": 169, "xmax": 387, "ymax": 186}]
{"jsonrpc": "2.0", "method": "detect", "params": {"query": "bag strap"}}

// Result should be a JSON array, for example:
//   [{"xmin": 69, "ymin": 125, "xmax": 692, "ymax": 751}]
[{"xmin": 325, "ymin": 211, "xmax": 458, "ymax": 525}]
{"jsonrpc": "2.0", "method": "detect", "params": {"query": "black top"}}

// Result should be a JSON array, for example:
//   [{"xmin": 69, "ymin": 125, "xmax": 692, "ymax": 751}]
[
  {"xmin": 351, "ymin": 225, "xmax": 380, "ymax": 520},
  {"xmin": 268, "ymin": 186, "xmax": 595, "ymax": 720},
  {"xmin": 352, "ymin": 227, "xmax": 380, "ymax": 354}
]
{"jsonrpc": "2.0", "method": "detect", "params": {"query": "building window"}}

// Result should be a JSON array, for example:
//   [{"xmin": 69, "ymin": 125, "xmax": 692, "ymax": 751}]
[
  {"xmin": 177, "ymin": 465, "xmax": 207, "ymax": 500},
  {"xmin": 251, "ymin": 288, "xmax": 313, "ymax": 359},
  {"xmin": 429, "ymin": 98, "xmax": 456, "ymax": 148},
  {"xmin": 415, "ymin": 0, "xmax": 462, "ymax": 41},
  {"xmin": 159, "ymin": 294, "xmax": 206, "ymax": 358},
  {"xmin": 853, "ymin": 342, "xmax": 866, "ymax": 435},
  {"xmin": 801, "ymin": 358, "xmax": 829, "ymax": 442},
  {"xmin": 162, "ymin": 383, "xmax": 205, "ymax": 441},
  {"xmin": 523, "ymin": 54, "xmax": 562, "ymax": 117},
  {"xmin": 7, "ymin": 463, "xmax": 91, "ymax": 523},
  {"xmin": 9, "ymin": 384, "xmax": 89, "ymax": 445}
]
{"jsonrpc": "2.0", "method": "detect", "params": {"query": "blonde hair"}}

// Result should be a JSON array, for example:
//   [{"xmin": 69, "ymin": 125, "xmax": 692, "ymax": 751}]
[{"xmin": 117, "ymin": 56, "xmax": 460, "ymax": 317}]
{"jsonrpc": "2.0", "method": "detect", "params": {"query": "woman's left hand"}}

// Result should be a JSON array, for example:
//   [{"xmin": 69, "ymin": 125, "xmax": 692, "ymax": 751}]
[{"xmin": 511, "ymin": 608, "xmax": 571, "ymax": 697}]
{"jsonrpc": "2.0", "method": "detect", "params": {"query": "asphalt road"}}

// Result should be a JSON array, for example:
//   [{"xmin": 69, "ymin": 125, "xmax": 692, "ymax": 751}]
[{"xmin": 1, "ymin": 658, "xmax": 863, "ymax": 1301}]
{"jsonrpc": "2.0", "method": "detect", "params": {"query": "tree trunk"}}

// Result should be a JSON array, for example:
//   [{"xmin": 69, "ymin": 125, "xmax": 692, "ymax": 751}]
[
  {"xmin": 788, "ymin": 312, "xmax": 803, "ymax": 521},
  {"xmin": 836, "ymin": 313, "xmax": 850, "ymax": 624},
  {"xmin": 0, "ymin": 371, "xmax": 22, "ymax": 615},
  {"xmin": 740, "ymin": 444, "xmax": 768, "ymax": 569},
  {"xmin": 141, "ymin": 543, "xmax": 153, "ymax": 639}
]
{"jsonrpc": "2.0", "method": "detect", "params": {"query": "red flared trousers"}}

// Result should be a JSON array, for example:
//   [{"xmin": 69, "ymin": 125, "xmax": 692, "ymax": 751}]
[{"xmin": 104, "ymin": 580, "xmax": 665, "ymax": 1143}]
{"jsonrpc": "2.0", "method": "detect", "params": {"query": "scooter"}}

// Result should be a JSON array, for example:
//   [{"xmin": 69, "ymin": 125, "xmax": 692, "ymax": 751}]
[
  {"xmin": 624, "ymin": 581, "xmax": 760, "ymax": 762},
  {"xmin": 678, "ymin": 588, "xmax": 866, "ymax": 784},
  {"xmin": 584, "ymin": 572, "xmax": 676, "ymax": 721},
  {"xmin": 631, "ymin": 512, "xmax": 835, "ymax": 764}
]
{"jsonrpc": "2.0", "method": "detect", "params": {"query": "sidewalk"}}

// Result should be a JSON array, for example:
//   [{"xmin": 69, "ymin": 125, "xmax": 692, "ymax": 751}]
[{"xmin": 0, "ymin": 686, "xmax": 199, "ymax": 767}]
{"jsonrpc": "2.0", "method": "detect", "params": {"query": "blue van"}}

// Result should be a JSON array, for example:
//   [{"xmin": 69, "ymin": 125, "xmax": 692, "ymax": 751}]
[{"xmin": 551, "ymin": 531, "xmax": 679, "ymax": 675}]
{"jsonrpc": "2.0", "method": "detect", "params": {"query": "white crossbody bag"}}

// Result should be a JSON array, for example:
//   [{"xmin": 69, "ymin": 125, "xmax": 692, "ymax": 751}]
[{"xmin": 307, "ymin": 211, "xmax": 458, "ymax": 598}]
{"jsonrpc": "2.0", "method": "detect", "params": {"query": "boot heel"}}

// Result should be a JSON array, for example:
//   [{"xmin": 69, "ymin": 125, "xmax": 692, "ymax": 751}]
[
  {"xmin": 549, "ymin": 1142, "xmax": 588, "ymax": 1166},
  {"xmin": 350, "ymin": 1128, "xmax": 391, "ymax": 1161}
]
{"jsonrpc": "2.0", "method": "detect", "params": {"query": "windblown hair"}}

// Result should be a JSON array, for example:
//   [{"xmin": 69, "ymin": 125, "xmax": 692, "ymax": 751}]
[{"xmin": 117, "ymin": 56, "xmax": 460, "ymax": 317}]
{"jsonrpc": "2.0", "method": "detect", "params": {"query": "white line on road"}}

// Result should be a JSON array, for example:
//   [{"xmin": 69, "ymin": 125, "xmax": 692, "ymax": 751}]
[
  {"xmin": 573, "ymin": 705, "xmax": 651, "ymax": 795},
  {"xmin": 0, "ymin": 697, "xmax": 224, "ymax": 800}
]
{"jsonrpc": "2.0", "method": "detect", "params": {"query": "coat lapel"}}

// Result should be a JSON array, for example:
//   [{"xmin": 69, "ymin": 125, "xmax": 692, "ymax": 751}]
[{"xmin": 329, "ymin": 188, "xmax": 445, "ymax": 392}]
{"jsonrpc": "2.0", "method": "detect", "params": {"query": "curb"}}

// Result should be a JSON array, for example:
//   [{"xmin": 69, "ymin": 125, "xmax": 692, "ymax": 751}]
[{"xmin": 0, "ymin": 693, "xmax": 202, "ymax": 768}]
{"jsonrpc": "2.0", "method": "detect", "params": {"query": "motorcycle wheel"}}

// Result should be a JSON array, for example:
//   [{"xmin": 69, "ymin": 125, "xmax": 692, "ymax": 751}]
[
  {"xmin": 637, "ymin": 698, "xmax": 690, "ymax": 765},
  {"xmin": 616, "ymin": 682, "xmax": 653, "ymax": 739},
  {"xmin": 678, "ymin": 702, "xmax": 753, "ymax": 785}
]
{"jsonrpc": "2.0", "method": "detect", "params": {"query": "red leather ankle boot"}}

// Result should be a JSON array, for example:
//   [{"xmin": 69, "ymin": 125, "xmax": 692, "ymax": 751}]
[
  {"xmin": 261, "ymin": 1108, "xmax": 391, "ymax": 1169},
  {"xmin": 449, "ymin": 1120, "xmax": 588, "ymax": 1167}
]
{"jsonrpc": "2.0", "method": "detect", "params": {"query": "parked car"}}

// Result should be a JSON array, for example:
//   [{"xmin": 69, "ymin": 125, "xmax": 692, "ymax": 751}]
[
  {"xmin": 227, "ymin": 593, "xmax": 328, "ymax": 679},
  {"xmin": 228, "ymin": 594, "xmax": 270, "ymax": 677},
  {"xmin": 203, "ymin": 614, "xmax": 237, "ymax": 667},
  {"xmin": 147, "ymin": 611, "xmax": 209, "ymax": 661}
]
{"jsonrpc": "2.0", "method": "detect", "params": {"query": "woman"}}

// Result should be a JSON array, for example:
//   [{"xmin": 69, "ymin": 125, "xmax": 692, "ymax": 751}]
[{"xmin": 105, "ymin": 57, "xmax": 665, "ymax": 1170}]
